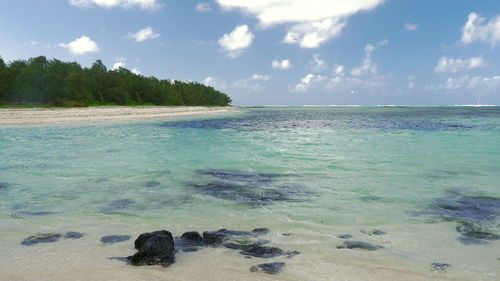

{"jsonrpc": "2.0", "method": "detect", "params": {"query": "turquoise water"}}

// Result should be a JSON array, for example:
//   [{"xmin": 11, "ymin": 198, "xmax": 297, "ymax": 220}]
[{"xmin": 0, "ymin": 106, "xmax": 499, "ymax": 281}]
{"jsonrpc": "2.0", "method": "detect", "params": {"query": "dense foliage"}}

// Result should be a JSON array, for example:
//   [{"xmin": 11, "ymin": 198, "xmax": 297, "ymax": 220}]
[{"xmin": 0, "ymin": 56, "xmax": 231, "ymax": 107}]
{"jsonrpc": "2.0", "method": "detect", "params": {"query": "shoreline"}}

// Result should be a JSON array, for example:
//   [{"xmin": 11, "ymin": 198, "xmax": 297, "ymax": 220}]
[{"xmin": 0, "ymin": 106, "xmax": 237, "ymax": 125}]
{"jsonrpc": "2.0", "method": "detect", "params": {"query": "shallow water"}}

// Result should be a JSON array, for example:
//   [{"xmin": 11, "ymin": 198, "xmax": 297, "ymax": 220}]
[{"xmin": 0, "ymin": 106, "xmax": 499, "ymax": 281}]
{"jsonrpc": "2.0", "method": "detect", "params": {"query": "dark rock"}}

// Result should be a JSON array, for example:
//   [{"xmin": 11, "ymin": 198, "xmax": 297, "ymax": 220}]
[
  {"xmin": 337, "ymin": 241, "xmax": 383, "ymax": 251},
  {"xmin": 223, "ymin": 239, "xmax": 269, "ymax": 251},
  {"xmin": 431, "ymin": 262, "xmax": 451, "ymax": 272},
  {"xmin": 101, "ymin": 235, "xmax": 131, "ymax": 244},
  {"xmin": 0, "ymin": 182, "xmax": 9, "ymax": 190},
  {"xmin": 15, "ymin": 211, "xmax": 56, "ymax": 216},
  {"xmin": 282, "ymin": 233, "xmax": 291, "ymax": 236},
  {"xmin": 361, "ymin": 229, "xmax": 386, "ymax": 236},
  {"xmin": 144, "ymin": 181, "xmax": 160, "ymax": 187},
  {"xmin": 107, "ymin": 199, "xmax": 135, "ymax": 210},
  {"xmin": 64, "ymin": 232, "xmax": 84, "ymax": 239},
  {"xmin": 195, "ymin": 169, "xmax": 278, "ymax": 184},
  {"xmin": 457, "ymin": 237, "xmax": 488, "ymax": 245},
  {"xmin": 286, "ymin": 251, "xmax": 300, "ymax": 259},
  {"xmin": 202, "ymin": 228, "xmax": 269, "ymax": 245},
  {"xmin": 21, "ymin": 233, "xmax": 62, "ymax": 246},
  {"xmin": 338, "ymin": 234, "xmax": 352, "ymax": 239},
  {"xmin": 252, "ymin": 228, "xmax": 270, "ymax": 235},
  {"xmin": 182, "ymin": 248, "xmax": 198, "ymax": 252},
  {"xmin": 250, "ymin": 262, "xmax": 285, "ymax": 275},
  {"xmin": 202, "ymin": 231, "xmax": 226, "ymax": 245},
  {"xmin": 129, "ymin": 230, "xmax": 175, "ymax": 267},
  {"xmin": 181, "ymin": 231, "xmax": 203, "ymax": 242},
  {"xmin": 240, "ymin": 245, "xmax": 285, "ymax": 258}
]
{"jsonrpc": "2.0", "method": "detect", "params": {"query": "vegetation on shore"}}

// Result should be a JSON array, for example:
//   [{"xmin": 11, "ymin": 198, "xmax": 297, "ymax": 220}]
[{"xmin": 0, "ymin": 56, "xmax": 231, "ymax": 107}]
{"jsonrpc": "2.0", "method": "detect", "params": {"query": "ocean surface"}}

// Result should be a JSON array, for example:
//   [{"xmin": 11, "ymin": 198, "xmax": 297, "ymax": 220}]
[{"xmin": 0, "ymin": 106, "xmax": 499, "ymax": 281}]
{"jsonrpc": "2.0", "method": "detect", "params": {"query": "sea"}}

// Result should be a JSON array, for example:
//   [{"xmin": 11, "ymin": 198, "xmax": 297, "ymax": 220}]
[{"xmin": 0, "ymin": 106, "xmax": 499, "ymax": 281}]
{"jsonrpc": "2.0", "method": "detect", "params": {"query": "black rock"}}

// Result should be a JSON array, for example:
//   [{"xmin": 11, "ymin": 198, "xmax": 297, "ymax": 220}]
[
  {"xmin": 202, "ymin": 228, "xmax": 269, "ymax": 245},
  {"xmin": 101, "ymin": 235, "xmax": 131, "ymax": 244},
  {"xmin": 337, "ymin": 241, "xmax": 383, "ymax": 251},
  {"xmin": 431, "ymin": 262, "xmax": 451, "ymax": 272},
  {"xmin": 129, "ymin": 230, "xmax": 175, "ymax": 267},
  {"xmin": 64, "ymin": 232, "xmax": 84, "ymax": 239},
  {"xmin": 240, "ymin": 245, "xmax": 285, "ymax": 258},
  {"xmin": 223, "ymin": 239, "xmax": 269, "ymax": 251},
  {"xmin": 21, "ymin": 233, "xmax": 62, "ymax": 246},
  {"xmin": 361, "ymin": 229, "xmax": 386, "ymax": 236},
  {"xmin": 181, "ymin": 231, "xmax": 203, "ymax": 242},
  {"xmin": 202, "ymin": 231, "xmax": 226, "ymax": 245},
  {"xmin": 252, "ymin": 228, "xmax": 270, "ymax": 235},
  {"xmin": 338, "ymin": 234, "xmax": 352, "ymax": 239},
  {"xmin": 250, "ymin": 262, "xmax": 285, "ymax": 275}
]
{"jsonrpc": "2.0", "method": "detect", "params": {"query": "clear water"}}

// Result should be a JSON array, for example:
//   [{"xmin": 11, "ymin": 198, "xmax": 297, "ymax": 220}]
[{"xmin": 1, "ymin": 106, "xmax": 499, "ymax": 281}]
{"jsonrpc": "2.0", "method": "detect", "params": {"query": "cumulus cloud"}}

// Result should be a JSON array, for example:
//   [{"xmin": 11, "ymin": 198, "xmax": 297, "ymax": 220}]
[
  {"xmin": 218, "ymin": 24, "xmax": 254, "ymax": 57},
  {"xmin": 233, "ymin": 74, "xmax": 272, "ymax": 91},
  {"xmin": 216, "ymin": 0, "xmax": 384, "ymax": 48},
  {"xmin": 203, "ymin": 76, "xmax": 227, "ymax": 89},
  {"xmin": 112, "ymin": 61, "xmax": 126, "ymax": 70},
  {"xmin": 59, "ymin": 36, "xmax": 99, "ymax": 55},
  {"xmin": 131, "ymin": 68, "xmax": 141, "ymax": 75},
  {"xmin": 293, "ymin": 73, "xmax": 326, "ymax": 92},
  {"xmin": 434, "ymin": 57, "xmax": 486, "ymax": 73},
  {"xmin": 129, "ymin": 26, "xmax": 160, "ymax": 42},
  {"xmin": 309, "ymin": 54, "xmax": 328, "ymax": 72},
  {"xmin": 272, "ymin": 59, "xmax": 292, "ymax": 70},
  {"xmin": 430, "ymin": 75, "xmax": 500, "ymax": 91},
  {"xmin": 405, "ymin": 23, "xmax": 418, "ymax": 31},
  {"xmin": 69, "ymin": 0, "xmax": 160, "ymax": 10},
  {"xmin": 195, "ymin": 2, "xmax": 211, "ymax": 12},
  {"xmin": 461, "ymin": 12, "xmax": 500, "ymax": 47},
  {"xmin": 351, "ymin": 39, "xmax": 387, "ymax": 76},
  {"xmin": 283, "ymin": 18, "xmax": 346, "ymax": 48}
]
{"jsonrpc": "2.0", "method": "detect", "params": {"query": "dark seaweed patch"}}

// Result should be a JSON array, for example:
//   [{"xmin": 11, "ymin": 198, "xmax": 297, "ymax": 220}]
[
  {"xmin": 431, "ymin": 262, "xmax": 451, "ymax": 272},
  {"xmin": 250, "ymin": 262, "xmax": 285, "ymax": 275},
  {"xmin": 191, "ymin": 169, "xmax": 309, "ymax": 205},
  {"xmin": 337, "ymin": 241, "xmax": 383, "ymax": 251},
  {"xmin": 413, "ymin": 192, "xmax": 500, "ymax": 245},
  {"xmin": 21, "ymin": 233, "xmax": 62, "ymax": 246},
  {"xmin": 143, "ymin": 181, "xmax": 160, "ymax": 187},
  {"xmin": 101, "ymin": 235, "xmax": 131, "ymax": 244}
]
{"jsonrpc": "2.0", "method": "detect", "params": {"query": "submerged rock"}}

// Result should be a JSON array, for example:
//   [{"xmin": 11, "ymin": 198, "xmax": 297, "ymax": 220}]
[
  {"xmin": 107, "ymin": 199, "xmax": 135, "ymax": 209},
  {"xmin": 143, "ymin": 181, "xmax": 160, "ymax": 187},
  {"xmin": 250, "ymin": 262, "xmax": 285, "ymax": 275},
  {"xmin": 338, "ymin": 234, "xmax": 352, "ymax": 239},
  {"xmin": 181, "ymin": 231, "xmax": 203, "ymax": 242},
  {"xmin": 361, "ymin": 229, "xmax": 386, "ymax": 236},
  {"xmin": 431, "ymin": 262, "xmax": 451, "ymax": 272},
  {"xmin": 15, "ymin": 211, "xmax": 56, "ymax": 216},
  {"xmin": 64, "ymin": 231, "xmax": 84, "ymax": 239},
  {"xmin": 337, "ymin": 241, "xmax": 383, "ymax": 251},
  {"xmin": 202, "ymin": 228, "xmax": 270, "ymax": 245},
  {"xmin": 101, "ymin": 235, "xmax": 131, "ymax": 244},
  {"xmin": 21, "ymin": 233, "xmax": 62, "ymax": 246},
  {"xmin": 240, "ymin": 245, "xmax": 285, "ymax": 258},
  {"xmin": 129, "ymin": 230, "xmax": 175, "ymax": 267},
  {"xmin": 0, "ymin": 182, "xmax": 9, "ymax": 190}
]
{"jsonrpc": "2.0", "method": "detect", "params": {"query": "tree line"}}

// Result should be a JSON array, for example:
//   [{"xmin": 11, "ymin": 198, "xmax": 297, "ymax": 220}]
[{"xmin": 0, "ymin": 56, "xmax": 231, "ymax": 107}]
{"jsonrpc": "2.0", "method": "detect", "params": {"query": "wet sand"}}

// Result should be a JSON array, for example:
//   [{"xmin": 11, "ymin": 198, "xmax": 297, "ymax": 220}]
[{"xmin": 0, "ymin": 106, "xmax": 236, "ymax": 125}]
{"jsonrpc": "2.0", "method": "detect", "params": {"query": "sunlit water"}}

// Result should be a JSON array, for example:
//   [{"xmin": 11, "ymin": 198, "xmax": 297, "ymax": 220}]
[{"xmin": 0, "ymin": 106, "xmax": 499, "ymax": 281}]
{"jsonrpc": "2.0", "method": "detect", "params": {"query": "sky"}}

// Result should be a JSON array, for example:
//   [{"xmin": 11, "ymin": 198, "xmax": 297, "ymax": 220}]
[{"xmin": 0, "ymin": 0, "xmax": 499, "ymax": 106}]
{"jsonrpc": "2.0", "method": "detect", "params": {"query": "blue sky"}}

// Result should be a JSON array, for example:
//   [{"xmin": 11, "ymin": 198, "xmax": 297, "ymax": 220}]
[{"xmin": 1, "ymin": 0, "xmax": 499, "ymax": 105}]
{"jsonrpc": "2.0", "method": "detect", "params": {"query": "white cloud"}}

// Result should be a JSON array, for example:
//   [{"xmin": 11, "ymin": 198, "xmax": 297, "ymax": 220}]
[
  {"xmin": 129, "ymin": 26, "xmax": 160, "ymax": 42},
  {"xmin": 250, "ymin": 74, "xmax": 272, "ymax": 81},
  {"xmin": 69, "ymin": 0, "xmax": 160, "ymax": 10},
  {"xmin": 112, "ymin": 61, "xmax": 126, "ymax": 70},
  {"xmin": 461, "ymin": 12, "xmax": 500, "ymax": 47},
  {"xmin": 434, "ymin": 57, "xmax": 486, "ymax": 73},
  {"xmin": 293, "ymin": 73, "xmax": 326, "ymax": 92},
  {"xmin": 131, "ymin": 68, "xmax": 141, "ymax": 75},
  {"xmin": 309, "ymin": 54, "xmax": 327, "ymax": 72},
  {"xmin": 272, "ymin": 59, "xmax": 292, "ymax": 70},
  {"xmin": 59, "ymin": 36, "xmax": 99, "ymax": 55},
  {"xmin": 283, "ymin": 18, "xmax": 346, "ymax": 48},
  {"xmin": 203, "ymin": 76, "xmax": 227, "ymax": 89},
  {"xmin": 408, "ymin": 75, "xmax": 416, "ymax": 89},
  {"xmin": 216, "ymin": 0, "xmax": 384, "ymax": 48},
  {"xmin": 218, "ymin": 24, "xmax": 254, "ymax": 57},
  {"xmin": 405, "ymin": 23, "xmax": 418, "ymax": 31},
  {"xmin": 195, "ymin": 2, "xmax": 211, "ymax": 12},
  {"xmin": 351, "ymin": 39, "xmax": 387, "ymax": 76},
  {"xmin": 429, "ymin": 75, "xmax": 500, "ymax": 92}
]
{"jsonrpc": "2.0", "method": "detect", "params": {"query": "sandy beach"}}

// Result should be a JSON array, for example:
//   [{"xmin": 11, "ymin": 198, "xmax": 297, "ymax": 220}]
[{"xmin": 0, "ymin": 106, "xmax": 237, "ymax": 125}]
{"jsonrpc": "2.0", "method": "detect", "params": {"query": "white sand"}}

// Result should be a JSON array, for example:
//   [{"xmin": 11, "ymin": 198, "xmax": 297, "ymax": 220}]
[{"xmin": 0, "ymin": 106, "xmax": 236, "ymax": 125}]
